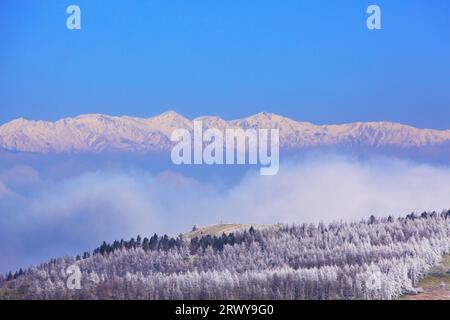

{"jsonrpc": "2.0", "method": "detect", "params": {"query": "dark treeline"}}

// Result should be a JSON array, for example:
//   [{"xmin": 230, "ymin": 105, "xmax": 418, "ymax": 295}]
[{"xmin": 91, "ymin": 226, "xmax": 257, "ymax": 257}]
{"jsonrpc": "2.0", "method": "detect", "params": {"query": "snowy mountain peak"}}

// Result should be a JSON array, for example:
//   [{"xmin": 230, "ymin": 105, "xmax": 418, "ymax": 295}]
[
  {"xmin": 1, "ymin": 111, "xmax": 450, "ymax": 153},
  {"xmin": 150, "ymin": 110, "xmax": 188, "ymax": 121},
  {"xmin": 2, "ymin": 117, "xmax": 32, "ymax": 129},
  {"xmin": 249, "ymin": 111, "xmax": 277, "ymax": 119},
  {"xmin": 234, "ymin": 111, "xmax": 283, "ymax": 123}
]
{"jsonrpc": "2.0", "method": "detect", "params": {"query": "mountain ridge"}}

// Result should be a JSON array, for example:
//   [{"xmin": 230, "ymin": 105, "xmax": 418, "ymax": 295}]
[{"xmin": 1, "ymin": 111, "xmax": 450, "ymax": 153}]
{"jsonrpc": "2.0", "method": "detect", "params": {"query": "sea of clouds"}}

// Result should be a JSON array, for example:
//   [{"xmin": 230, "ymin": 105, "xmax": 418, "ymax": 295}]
[{"xmin": 1, "ymin": 153, "xmax": 450, "ymax": 273}]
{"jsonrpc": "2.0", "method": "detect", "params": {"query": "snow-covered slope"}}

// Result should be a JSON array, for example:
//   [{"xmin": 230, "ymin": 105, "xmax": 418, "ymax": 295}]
[{"xmin": 1, "ymin": 111, "xmax": 450, "ymax": 153}]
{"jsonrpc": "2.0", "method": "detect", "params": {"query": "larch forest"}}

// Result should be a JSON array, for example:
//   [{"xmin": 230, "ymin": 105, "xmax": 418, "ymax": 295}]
[{"xmin": 1, "ymin": 211, "xmax": 450, "ymax": 300}]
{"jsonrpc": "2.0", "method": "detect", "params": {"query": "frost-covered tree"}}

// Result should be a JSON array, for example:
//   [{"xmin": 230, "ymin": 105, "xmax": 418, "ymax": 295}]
[{"xmin": 1, "ymin": 212, "xmax": 450, "ymax": 300}]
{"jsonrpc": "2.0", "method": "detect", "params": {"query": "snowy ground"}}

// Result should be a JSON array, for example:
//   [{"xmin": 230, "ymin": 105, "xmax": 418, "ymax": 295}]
[{"xmin": 183, "ymin": 223, "xmax": 272, "ymax": 238}]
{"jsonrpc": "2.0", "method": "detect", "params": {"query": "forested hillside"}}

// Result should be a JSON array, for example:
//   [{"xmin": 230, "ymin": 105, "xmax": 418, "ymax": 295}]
[{"xmin": 1, "ymin": 212, "xmax": 450, "ymax": 300}]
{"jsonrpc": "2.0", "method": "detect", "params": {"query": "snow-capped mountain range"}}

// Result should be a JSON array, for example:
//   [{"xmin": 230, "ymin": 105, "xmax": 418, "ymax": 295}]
[{"xmin": 1, "ymin": 111, "xmax": 450, "ymax": 153}]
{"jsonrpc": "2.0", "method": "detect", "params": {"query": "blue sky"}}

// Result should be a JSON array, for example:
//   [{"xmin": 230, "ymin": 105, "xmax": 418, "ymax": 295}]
[{"xmin": 0, "ymin": 0, "xmax": 449, "ymax": 128}]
